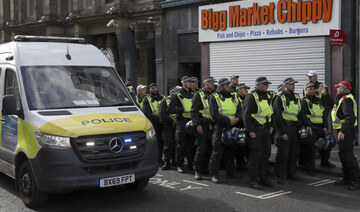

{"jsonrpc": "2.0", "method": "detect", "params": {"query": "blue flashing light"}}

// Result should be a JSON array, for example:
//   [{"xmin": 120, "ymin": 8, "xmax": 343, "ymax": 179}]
[{"xmin": 124, "ymin": 138, "xmax": 133, "ymax": 143}]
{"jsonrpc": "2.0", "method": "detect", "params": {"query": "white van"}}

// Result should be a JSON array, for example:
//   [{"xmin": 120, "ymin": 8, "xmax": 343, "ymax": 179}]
[{"xmin": 0, "ymin": 35, "xmax": 158, "ymax": 208}]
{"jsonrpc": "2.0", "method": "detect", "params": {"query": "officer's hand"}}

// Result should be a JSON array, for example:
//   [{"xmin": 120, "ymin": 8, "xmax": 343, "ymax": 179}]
[
  {"xmin": 338, "ymin": 131, "xmax": 345, "ymax": 141},
  {"xmin": 323, "ymin": 128, "xmax": 328, "ymax": 134},
  {"xmin": 197, "ymin": 125, "xmax": 203, "ymax": 135},
  {"xmin": 320, "ymin": 84, "xmax": 327, "ymax": 95},
  {"xmin": 269, "ymin": 127, "xmax": 274, "ymax": 134},
  {"xmin": 307, "ymin": 127, "xmax": 312, "ymax": 136},
  {"xmin": 282, "ymin": 134, "xmax": 288, "ymax": 141},
  {"xmin": 249, "ymin": 132, "xmax": 256, "ymax": 138},
  {"xmin": 230, "ymin": 118, "xmax": 238, "ymax": 126}
]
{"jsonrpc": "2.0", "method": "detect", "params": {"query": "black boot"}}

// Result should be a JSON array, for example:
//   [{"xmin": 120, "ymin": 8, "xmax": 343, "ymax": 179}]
[{"xmin": 161, "ymin": 162, "xmax": 170, "ymax": 170}]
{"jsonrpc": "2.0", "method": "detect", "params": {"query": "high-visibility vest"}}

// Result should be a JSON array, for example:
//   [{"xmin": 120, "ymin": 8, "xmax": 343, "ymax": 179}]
[
  {"xmin": 146, "ymin": 95, "xmax": 164, "ymax": 115},
  {"xmin": 280, "ymin": 93, "xmax": 301, "ymax": 121},
  {"xmin": 331, "ymin": 94, "xmax": 358, "ymax": 129},
  {"xmin": 165, "ymin": 97, "xmax": 176, "ymax": 119},
  {"xmin": 177, "ymin": 92, "xmax": 192, "ymax": 118},
  {"xmin": 213, "ymin": 93, "xmax": 238, "ymax": 119},
  {"xmin": 136, "ymin": 95, "xmax": 144, "ymax": 110},
  {"xmin": 127, "ymin": 85, "xmax": 134, "ymax": 92},
  {"xmin": 304, "ymin": 98, "xmax": 324, "ymax": 124},
  {"xmin": 199, "ymin": 91, "xmax": 211, "ymax": 119},
  {"xmin": 251, "ymin": 92, "xmax": 273, "ymax": 125}
]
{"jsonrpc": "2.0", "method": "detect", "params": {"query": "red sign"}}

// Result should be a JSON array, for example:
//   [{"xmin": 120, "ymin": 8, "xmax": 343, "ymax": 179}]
[{"xmin": 330, "ymin": 29, "xmax": 346, "ymax": 46}]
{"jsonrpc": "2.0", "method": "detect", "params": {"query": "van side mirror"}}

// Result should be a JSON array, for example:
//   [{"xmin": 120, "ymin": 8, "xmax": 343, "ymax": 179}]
[{"xmin": 2, "ymin": 95, "xmax": 24, "ymax": 119}]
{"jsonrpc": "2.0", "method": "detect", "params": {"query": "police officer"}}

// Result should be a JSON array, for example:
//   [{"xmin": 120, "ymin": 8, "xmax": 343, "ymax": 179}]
[
  {"xmin": 142, "ymin": 83, "xmax": 165, "ymax": 166},
  {"xmin": 332, "ymin": 81, "xmax": 360, "ymax": 190},
  {"xmin": 304, "ymin": 70, "xmax": 336, "ymax": 168},
  {"xmin": 126, "ymin": 79, "xmax": 134, "ymax": 92},
  {"xmin": 209, "ymin": 78, "xmax": 242, "ymax": 184},
  {"xmin": 274, "ymin": 77, "xmax": 312, "ymax": 185},
  {"xmin": 235, "ymin": 83, "xmax": 250, "ymax": 170},
  {"xmin": 243, "ymin": 77, "xmax": 275, "ymax": 190},
  {"xmin": 135, "ymin": 85, "xmax": 147, "ymax": 110},
  {"xmin": 299, "ymin": 82, "xmax": 330, "ymax": 176},
  {"xmin": 191, "ymin": 76, "xmax": 216, "ymax": 180},
  {"xmin": 168, "ymin": 76, "xmax": 196, "ymax": 173},
  {"xmin": 230, "ymin": 75, "xmax": 239, "ymax": 92},
  {"xmin": 191, "ymin": 77, "xmax": 200, "ymax": 92},
  {"xmin": 159, "ymin": 86, "xmax": 180, "ymax": 170}
]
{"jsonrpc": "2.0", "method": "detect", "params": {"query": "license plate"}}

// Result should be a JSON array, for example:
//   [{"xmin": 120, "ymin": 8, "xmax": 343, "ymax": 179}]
[{"xmin": 100, "ymin": 174, "xmax": 135, "ymax": 188}]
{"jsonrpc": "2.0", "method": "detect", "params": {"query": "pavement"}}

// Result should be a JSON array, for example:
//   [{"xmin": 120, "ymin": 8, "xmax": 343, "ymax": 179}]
[{"xmin": 269, "ymin": 144, "xmax": 360, "ymax": 178}]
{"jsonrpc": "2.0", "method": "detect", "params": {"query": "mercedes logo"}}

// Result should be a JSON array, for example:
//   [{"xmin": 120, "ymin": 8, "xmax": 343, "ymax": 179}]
[{"xmin": 109, "ymin": 138, "xmax": 123, "ymax": 153}]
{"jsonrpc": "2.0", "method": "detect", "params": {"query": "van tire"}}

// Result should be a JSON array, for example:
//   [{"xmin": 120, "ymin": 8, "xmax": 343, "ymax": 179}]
[
  {"xmin": 18, "ymin": 161, "xmax": 47, "ymax": 209},
  {"xmin": 125, "ymin": 178, "xmax": 149, "ymax": 191}
]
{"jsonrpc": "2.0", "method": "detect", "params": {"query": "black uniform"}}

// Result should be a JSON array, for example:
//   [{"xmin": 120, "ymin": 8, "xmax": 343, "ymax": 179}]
[
  {"xmin": 143, "ymin": 93, "xmax": 165, "ymax": 164},
  {"xmin": 299, "ymin": 94, "xmax": 329, "ymax": 173},
  {"xmin": 273, "ymin": 91, "xmax": 312, "ymax": 180},
  {"xmin": 236, "ymin": 95, "xmax": 248, "ymax": 170},
  {"xmin": 335, "ymin": 93, "xmax": 360, "ymax": 185},
  {"xmin": 243, "ymin": 89, "xmax": 274, "ymax": 184},
  {"xmin": 167, "ymin": 88, "xmax": 196, "ymax": 170},
  {"xmin": 159, "ymin": 96, "xmax": 176, "ymax": 165},
  {"xmin": 191, "ymin": 88, "xmax": 214, "ymax": 173},
  {"xmin": 209, "ymin": 90, "xmax": 242, "ymax": 176}
]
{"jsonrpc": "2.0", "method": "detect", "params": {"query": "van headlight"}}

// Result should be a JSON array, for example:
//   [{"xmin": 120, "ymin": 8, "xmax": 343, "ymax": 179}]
[
  {"xmin": 35, "ymin": 132, "xmax": 71, "ymax": 149},
  {"xmin": 146, "ymin": 127, "xmax": 156, "ymax": 140}
]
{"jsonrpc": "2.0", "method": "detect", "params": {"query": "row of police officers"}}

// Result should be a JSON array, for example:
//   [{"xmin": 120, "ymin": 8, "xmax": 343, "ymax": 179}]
[{"xmin": 131, "ymin": 71, "xmax": 360, "ymax": 191}]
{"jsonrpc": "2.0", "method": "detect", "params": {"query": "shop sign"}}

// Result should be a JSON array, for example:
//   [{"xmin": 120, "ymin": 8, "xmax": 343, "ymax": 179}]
[
  {"xmin": 329, "ymin": 29, "xmax": 346, "ymax": 46},
  {"xmin": 199, "ymin": 0, "xmax": 341, "ymax": 42}
]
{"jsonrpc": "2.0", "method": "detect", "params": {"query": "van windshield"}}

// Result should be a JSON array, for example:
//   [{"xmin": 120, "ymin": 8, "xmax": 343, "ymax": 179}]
[{"xmin": 21, "ymin": 66, "xmax": 134, "ymax": 110}]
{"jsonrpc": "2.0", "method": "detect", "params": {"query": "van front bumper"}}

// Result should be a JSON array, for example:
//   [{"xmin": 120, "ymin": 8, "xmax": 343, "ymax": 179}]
[{"xmin": 29, "ymin": 136, "xmax": 158, "ymax": 193}]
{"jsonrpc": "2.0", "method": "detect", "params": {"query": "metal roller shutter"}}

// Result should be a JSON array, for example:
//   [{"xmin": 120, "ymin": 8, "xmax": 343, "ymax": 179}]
[{"xmin": 209, "ymin": 37, "xmax": 326, "ymax": 96}]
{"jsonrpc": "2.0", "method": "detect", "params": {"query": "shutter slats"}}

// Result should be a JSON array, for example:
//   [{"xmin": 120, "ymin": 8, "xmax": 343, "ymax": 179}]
[{"xmin": 209, "ymin": 37, "xmax": 325, "ymax": 96}]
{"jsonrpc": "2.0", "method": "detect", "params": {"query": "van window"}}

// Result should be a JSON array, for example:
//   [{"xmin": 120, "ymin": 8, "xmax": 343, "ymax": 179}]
[
  {"xmin": 21, "ymin": 66, "xmax": 134, "ymax": 110},
  {"xmin": 4, "ymin": 69, "xmax": 21, "ymax": 109}
]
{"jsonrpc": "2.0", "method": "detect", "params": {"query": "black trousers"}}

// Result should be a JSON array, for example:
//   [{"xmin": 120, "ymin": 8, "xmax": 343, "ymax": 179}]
[
  {"xmin": 247, "ymin": 126, "xmax": 271, "ymax": 182},
  {"xmin": 162, "ymin": 123, "xmax": 175, "ymax": 163},
  {"xmin": 154, "ymin": 123, "xmax": 164, "ymax": 164},
  {"xmin": 193, "ymin": 122, "xmax": 212, "ymax": 172},
  {"xmin": 236, "ymin": 145, "xmax": 248, "ymax": 168},
  {"xmin": 299, "ymin": 127, "xmax": 322, "ymax": 172},
  {"xmin": 175, "ymin": 118, "xmax": 196, "ymax": 167},
  {"xmin": 209, "ymin": 124, "xmax": 237, "ymax": 175},
  {"xmin": 338, "ymin": 128, "xmax": 360, "ymax": 183},
  {"xmin": 275, "ymin": 125, "xmax": 300, "ymax": 179}
]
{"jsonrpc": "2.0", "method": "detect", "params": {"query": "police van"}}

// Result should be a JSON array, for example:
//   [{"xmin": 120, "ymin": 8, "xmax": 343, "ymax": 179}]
[{"xmin": 0, "ymin": 35, "xmax": 158, "ymax": 208}]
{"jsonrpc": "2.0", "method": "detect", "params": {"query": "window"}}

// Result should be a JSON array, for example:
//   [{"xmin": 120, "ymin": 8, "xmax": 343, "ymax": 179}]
[
  {"xmin": 84, "ymin": 0, "xmax": 93, "ymax": 9},
  {"xmin": 21, "ymin": 66, "xmax": 133, "ymax": 110},
  {"xmin": 104, "ymin": 0, "xmax": 114, "ymax": 4},
  {"xmin": 5, "ymin": 69, "xmax": 21, "ymax": 109},
  {"xmin": 27, "ymin": 0, "xmax": 35, "ymax": 17}
]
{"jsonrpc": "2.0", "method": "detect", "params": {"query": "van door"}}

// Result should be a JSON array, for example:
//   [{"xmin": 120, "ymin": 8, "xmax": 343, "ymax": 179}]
[{"xmin": 1, "ymin": 68, "xmax": 20, "ymax": 154}]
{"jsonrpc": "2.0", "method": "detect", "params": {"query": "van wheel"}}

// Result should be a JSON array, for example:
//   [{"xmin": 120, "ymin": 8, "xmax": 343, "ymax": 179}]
[
  {"xmin": 125, "ymin": 178, "xmax": 149, "ymax": 191},
  {"xmin": 18, "ymin": 161, "xmax": 47, "ymax": 209}
]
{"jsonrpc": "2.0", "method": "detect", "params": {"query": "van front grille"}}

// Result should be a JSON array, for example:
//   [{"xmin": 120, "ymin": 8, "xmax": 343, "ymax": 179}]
[{"xmin": 72, "ymin": 132, "xmax": 146, "ymax": 162}]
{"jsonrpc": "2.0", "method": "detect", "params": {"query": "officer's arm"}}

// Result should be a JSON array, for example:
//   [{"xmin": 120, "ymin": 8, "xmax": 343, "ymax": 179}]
[
  {"xmin": 235, "ymin": 101, "xmax": 244, "ymax": 126},
  {"xmin": 242, "ymin": 94, "xmax": 257, "ymax": 132},
  {"xmin": 340, "ymin": 99, "xmax": 356, "ymax": 133},
  {"xmin": 209, "ymin": 95, "xmax": 230, "ymax": 125},
  {"xmin": 298, "ymin": 104, "xmax": 312, "ymax": 127},
  {"xmin": 167, "ymin": 94, "xmax": 184, "ymax": 114},
  {"xmin": 300, "ymin": 99, "xmax": 310, "ymax": 126},
  {"xmin": 191, "ymin": 93, "xmax": 203, "ymax": 126},
  {"xmin": 321, "ymin": 94, "xmax": 335, "ymax": 116},
  {"xmin": 159, "ymin": 99, "xmax": 173, "ymax": 124},
  {"xmin": 143, "ymin": 98, "xmax": 160, "ymax": 123},
  {"xmin": 272, "ymin": 96, "xmax": 286, "ymax": 135}
]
